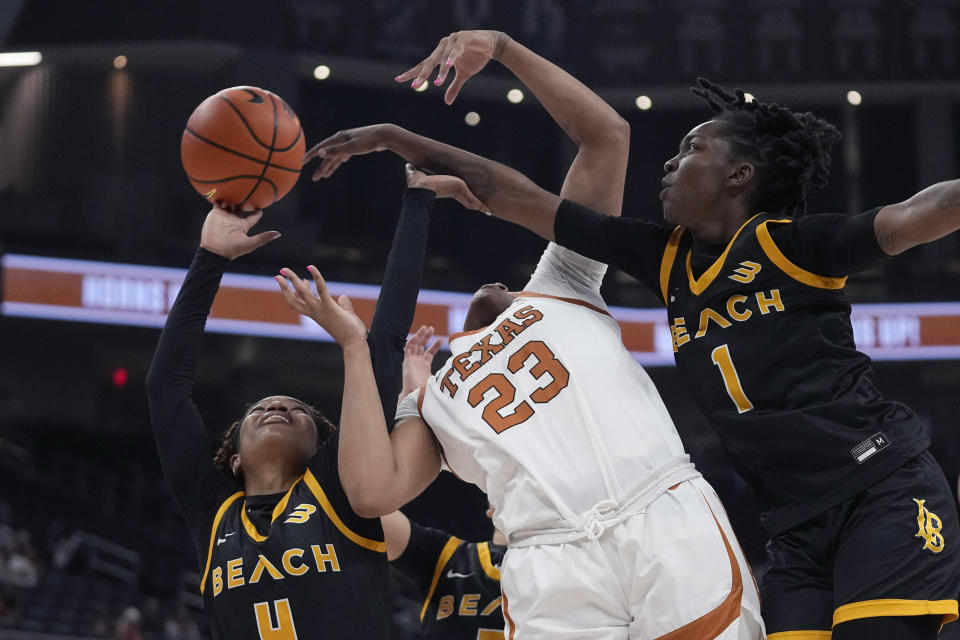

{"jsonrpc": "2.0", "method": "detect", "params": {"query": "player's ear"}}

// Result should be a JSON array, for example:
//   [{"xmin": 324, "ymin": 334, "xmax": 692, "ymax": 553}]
[
  {"xmin": 726, "ymin": 161, "xmax": 755, "ymax": 188},
  {"xmin": 230, "ymin": 453, "xmax": 242, "ymax": 476}
]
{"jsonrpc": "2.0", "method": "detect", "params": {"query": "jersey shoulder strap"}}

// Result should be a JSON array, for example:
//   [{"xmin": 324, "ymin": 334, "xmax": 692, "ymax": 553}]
[
  {"xmin": 200, "ymin": 491, "xmax": 244, "ymax": 594},
  {"xmin": 755, "ymin": 218, "xmax": 848, "ymax": 289}
]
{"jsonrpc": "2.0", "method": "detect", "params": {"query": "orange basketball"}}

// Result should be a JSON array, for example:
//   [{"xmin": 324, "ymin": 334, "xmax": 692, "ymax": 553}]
[{"xmin": 180, "ymin": 86, "xmax": 305, "ymax": 210}]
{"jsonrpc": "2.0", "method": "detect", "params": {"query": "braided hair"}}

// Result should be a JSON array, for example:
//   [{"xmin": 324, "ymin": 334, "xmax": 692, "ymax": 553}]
[
  {"xmin": 691, "ymin": 78, "xmax": 841, "ymax": 217},
  {"xmin": 213, "ymin": 399, "xmax": 336, "ymax": 480}
]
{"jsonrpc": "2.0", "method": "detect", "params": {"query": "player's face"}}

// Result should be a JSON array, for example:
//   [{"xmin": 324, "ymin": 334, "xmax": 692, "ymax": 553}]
[
  {"xmin": 463, "ymin": 283, "xmax": 517, "ymax": 331},
  {"xmin": 237, "ymin": 395, "xmax": 318, "ymax": 469},
  {"xmin": 660, "ymin": 120, "xmax": 737, "ymax": 227}
]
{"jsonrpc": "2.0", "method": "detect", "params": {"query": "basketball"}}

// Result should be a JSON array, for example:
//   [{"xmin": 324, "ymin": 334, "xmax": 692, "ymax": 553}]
[{"xmin": 180, "ymin": 86, "xmax": 305, "ymax": 210}]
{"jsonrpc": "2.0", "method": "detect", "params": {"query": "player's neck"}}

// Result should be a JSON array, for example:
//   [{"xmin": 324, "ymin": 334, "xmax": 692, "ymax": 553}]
[
  {"xmin": 492, "ymin": 529, "xmax": 507, "ymax": 546},
  {"xmin": 243, "ymin": 465, "xmax": 303, "ymax": 496},
  {"xmin": 690, "ymin": 205, "xmax": 752, "ymax": 245}
]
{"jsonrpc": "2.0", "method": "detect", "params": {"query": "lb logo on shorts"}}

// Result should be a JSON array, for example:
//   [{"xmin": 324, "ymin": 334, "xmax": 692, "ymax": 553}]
[{"xmin": 913, "ymin": 498, "xmax": 944, "ymax": 553}]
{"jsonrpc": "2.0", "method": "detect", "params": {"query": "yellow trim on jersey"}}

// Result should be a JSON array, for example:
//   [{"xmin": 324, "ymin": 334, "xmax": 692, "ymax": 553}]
[
  {"xmin": 684, "ymin": 214, "xmax": 762, "ymax": 295},
  {"xmin": 200, "ymin": 491, "xmax": 244, "ymax": 594},
  {"xmin": 302, "ymin": 469, "xmax": 386, "ymax": 553},
  {"xmin": 833, "ymin": 598, "xmax": 958, "ymax": 627},
  {"xmin": 767, "ymin": 632, "xmax": 831, "ymax": 640},
  {"xmin": 756, "ymin": 221, "xmax": 847, "ymax": 290},
  {"xmin": 658, "ymin": 226, "xmax": 685, "ymax": 303},
  {"xmin": 477, "ymin": 542, "xmax": 501, "ymax": 581},
  {"xmin": 239, "ymin": 477, "xmax": 301, "ymax": 542},
  {"xmin": 420, "ymin": 535, "xmax": 463, "ymax": 622}
]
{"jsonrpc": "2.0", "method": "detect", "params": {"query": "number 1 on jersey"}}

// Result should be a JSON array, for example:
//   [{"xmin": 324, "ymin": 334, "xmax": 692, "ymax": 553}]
[
  {"xmin": 254, "ymin": 599, "xmax": 298, "ymax": 640},
  {"xmin": 711, "ymin": 344, "xmax": 754, "ymax": 413}
]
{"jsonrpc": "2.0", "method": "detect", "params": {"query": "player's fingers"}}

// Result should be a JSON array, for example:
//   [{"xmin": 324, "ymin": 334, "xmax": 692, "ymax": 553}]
[
  {"xmin": 213, "ymin": 200, "xmax": 238, "ymax": 214},
  {"xmin": 444, "ymin": 40, "xmax": 463, "ymax": 68},
  {"xmin": 412, "ymin": 325, "xmax": 431, "ymax": 347},
  {"xmin": 319, "ymin": 157, "xmax": 346, "ymax": 180},
  {"xmin": 394, "ymin": 64, "xmax": 420, "ymax": 83},
  {"xmin": 454, "ymin": 182, "xmax": 489, "ymax": 213},
  {"xmin": 313, "ymin": 155, "xmax": 341, "ymax": 181},
  {"xmin": 433, "ymin": 42, "xmax": 457, "ymax": 86},
  {"xmin": 312, "ymin": 158, "xmax": 331, "ymax": 181},
  {"xmin": 274, "ymin": 275, "xmax": 308, "ymax": 313},
  {"xmin": 411, "ymin": 38, "xmax": 447, "ymax": 89},
  {"xmin": 337, "ymin": 294, "xmax": 355, "ymax": 314},
  {"xmin": 306, "ymin": 265, "xmax": 331, "ymax": 300},
  {"xmin": 330, "ymin": 157, "xmax": 348, "ymax": 178},
  {"xmin": 425, "ymin": 337, "xmax": 442, "ymax": 358},
  {"xmin": 304, "ymin": 140, "xmax": 330, "ymax": 163},
  {"xmin": 241, "ymin": 209, "xmax": 264, "ymax": 229},
  {"xmin": 304, "ymin": 131, "xmax": 352, "ymax": 162},
  {"xmin": 279, "ymin": 267, "xmax": 313, "ymax": 301},
  {"xmin": 405, "ymin": 164, "xmax": 430, "ymax": 187},
  {"xmin": 444, "ymin": 71, "xmax": 468, "ymax": 105},
  {"xmin": 247, "ymin": 231, "xmax": 282, "ymax": 251}
]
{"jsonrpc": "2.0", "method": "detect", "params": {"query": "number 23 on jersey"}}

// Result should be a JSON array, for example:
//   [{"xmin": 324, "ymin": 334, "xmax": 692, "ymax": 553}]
[{"xmin": 467, "ymin": 340, "xmax": 570, "ymax": 434}]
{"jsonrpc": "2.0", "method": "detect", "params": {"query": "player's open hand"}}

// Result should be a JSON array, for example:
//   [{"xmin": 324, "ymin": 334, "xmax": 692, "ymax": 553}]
[
  {"xmin": 395, "ymin": 30, "xmax": 510, "ymax": 105},
  {"xmin": 275, "ymin": 266, "xmax": 368, "ymax": 347},
  {"xmin": 405, "ymin": 164, "xmax": 490, "ymax": 214},
  {"xmin": 401, "ymin": 325, "xmax": 442, "ymax": 397},
  {"xmin": 304, "ymin": 123, "xmax": 399, "ymax": 181},
  {"xmin": 199, "ymin": 206, "xmax": 280, "ymax": 260}
]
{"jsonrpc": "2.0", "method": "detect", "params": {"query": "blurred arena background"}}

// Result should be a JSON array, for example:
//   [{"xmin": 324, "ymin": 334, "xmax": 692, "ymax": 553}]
[{"xmin": 0, "ymin": 1, "xmax": 959, "ymax": 638}]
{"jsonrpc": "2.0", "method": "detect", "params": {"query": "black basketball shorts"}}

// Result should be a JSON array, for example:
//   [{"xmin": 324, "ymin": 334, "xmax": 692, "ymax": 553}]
[{"xmin": 762, "ymin": 450, "xmax": 960, "ymax": 638}]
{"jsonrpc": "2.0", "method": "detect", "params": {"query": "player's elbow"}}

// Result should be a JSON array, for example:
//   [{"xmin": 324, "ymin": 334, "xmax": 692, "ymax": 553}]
[
  {"xmin": 144, "ymin": 365, "xmax": 172, "ymax": 403},
  {"xmin": 580, "ymin": 115, "xmax": 630, "ymax": 154},
  {"xmin": 607, "ymin": 114, "xmax": 631, "ymax": 141},
  {"xmin": 598, "ymin": 114, "xmax": 630, "ymax": 144},
  {"xmin": 344, "ymin": 485, "xmax": 399, "ymax": 519}
]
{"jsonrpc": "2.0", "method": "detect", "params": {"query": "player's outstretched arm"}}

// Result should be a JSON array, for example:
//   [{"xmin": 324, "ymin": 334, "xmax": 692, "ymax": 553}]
[
  {"xmin": 276, "ymin": 266, "xmax": 442, "ymax": 517},
  {"xmin": 146, "ymin": 207, "xmax": 280, "ymax": 521},
  {"xmin": 874, "ymin": 179, "xmax": 960, "ymax": 255},
  {"xmin": 400, "ymin": 30, "xmax": 629, "ymax": 218},
  {"xmin": 306, "ymin": 124, "xmax": 562, "ymax": 240}
]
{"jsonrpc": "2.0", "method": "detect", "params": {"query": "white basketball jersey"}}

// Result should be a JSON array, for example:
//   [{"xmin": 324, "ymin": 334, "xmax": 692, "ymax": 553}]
[{"xmin": 403, "ymin": 244, "xmax": 688, "ymax": 537}]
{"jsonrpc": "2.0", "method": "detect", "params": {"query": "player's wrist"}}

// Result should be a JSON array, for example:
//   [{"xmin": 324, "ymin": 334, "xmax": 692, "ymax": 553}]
[
  {"xmin": 377, "ymin": 123, "xmax": 403, "ymax": 151},
  {"xmin": 492, "ymin": 31, "xmax": 511, "ymax": 62},
  {"xmin": 340, "ymin": 336, "xmax": 371, "ymax": 354},
  {"xmin": 198, "ymin": 241, "xmax": 234, "ymax": 261}
]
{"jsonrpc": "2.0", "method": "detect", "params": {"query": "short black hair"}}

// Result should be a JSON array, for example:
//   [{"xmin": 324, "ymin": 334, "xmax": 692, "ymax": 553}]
[
  {"xmin": 691, "ymin": 77, "xmax": 842, "ymax": 217},
  {"xmin": 213, "ymin": 399, "xmax": 336, "ymax": 480}
]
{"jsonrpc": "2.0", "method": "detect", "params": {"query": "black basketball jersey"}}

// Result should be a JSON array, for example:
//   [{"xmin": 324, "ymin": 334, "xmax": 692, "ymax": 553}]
[
  {"xmin": 199, "ymin": 464, "xmax": 391, "ymax": 640},
  {"xmin": 394, "ymin": 521, "xmax": 506, "ymax": 640},
  {"xmin": 658, "ymin": 212, "xmax": 929, "ymax": 534}
]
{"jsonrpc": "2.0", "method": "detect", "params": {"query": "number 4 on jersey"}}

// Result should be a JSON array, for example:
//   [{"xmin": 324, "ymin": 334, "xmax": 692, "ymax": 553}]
[{"xmin": 254, "ymin": 599, "xmax": 297, "ymax": 640}]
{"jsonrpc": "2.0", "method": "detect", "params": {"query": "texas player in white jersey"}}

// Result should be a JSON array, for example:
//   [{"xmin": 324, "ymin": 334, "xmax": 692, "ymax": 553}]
[
  {"xmin": 285, "ymin": 30, "xmax": 764, "ymax": 639},
  {"xmin": 401, "ymin": 244, "xmax": 695, "ymax": 537},
  {"xmin": 394, "ymin": 243, "xmax": 762, "ymax": 640}
]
